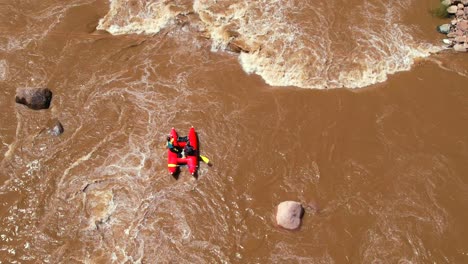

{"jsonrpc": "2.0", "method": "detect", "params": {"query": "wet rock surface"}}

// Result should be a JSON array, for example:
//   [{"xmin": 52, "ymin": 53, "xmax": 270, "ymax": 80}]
[
  {"xmin": 47, "ymin": 119, "xmax": 64, "ymax": 136},
  {"xmin": 15, "ymin": 88, "xmax": 53, "ymax": 110},
  {"xmin": 276, "ymin": 201, "xmax": 304, "ymax": 230}
]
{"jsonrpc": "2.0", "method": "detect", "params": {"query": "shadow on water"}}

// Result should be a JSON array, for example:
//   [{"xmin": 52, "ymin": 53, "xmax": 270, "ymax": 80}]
[{"xmin": 171, "ymin": 170, "xmax": 181, "ymax": 180}]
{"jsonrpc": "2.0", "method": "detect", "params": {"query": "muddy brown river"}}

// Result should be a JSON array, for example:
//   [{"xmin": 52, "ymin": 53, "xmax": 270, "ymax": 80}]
[{"xmin": 1, "ymin": 0, "xmax": 468, "ymax": 263}]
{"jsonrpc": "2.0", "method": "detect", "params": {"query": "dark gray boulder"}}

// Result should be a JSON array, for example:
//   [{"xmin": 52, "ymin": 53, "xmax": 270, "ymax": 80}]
[{"xmin": 15, "ymin": 88, "xmax": 52, "ymax": 110}]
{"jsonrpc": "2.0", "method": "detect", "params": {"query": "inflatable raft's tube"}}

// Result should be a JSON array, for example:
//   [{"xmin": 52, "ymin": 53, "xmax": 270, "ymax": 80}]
[
  {"xmin": 187, "ymin": 127, "xmax": 199, "ymax": 175},
  {"xmin": 167, "ymin": 127, "xmax": 199, "ymax": 175}
]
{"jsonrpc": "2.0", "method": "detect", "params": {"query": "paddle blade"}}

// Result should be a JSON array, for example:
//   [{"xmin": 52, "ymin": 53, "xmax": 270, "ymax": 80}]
[
  {"xmin": 199, "ymin": 155, "xmax": 209, "ymax": 163},
  {"xmin": 199, "ymin": 155, "xmax": 212, "ymax": 166}
]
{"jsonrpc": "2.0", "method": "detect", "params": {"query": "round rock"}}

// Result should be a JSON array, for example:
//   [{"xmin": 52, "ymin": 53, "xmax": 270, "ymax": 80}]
[
  {"xmin": 447, "ymin": 5, "xmax": 458, "ymax": 14},
  {"xmin": 276, "ymin": 201, "xmax": 304, "ymax": 230}
]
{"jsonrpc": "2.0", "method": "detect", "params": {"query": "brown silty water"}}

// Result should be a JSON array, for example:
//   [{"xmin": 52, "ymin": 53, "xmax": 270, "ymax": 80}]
[{"xmin": 1, "ymin": 0, "xmax": 468, "ymax": 263}]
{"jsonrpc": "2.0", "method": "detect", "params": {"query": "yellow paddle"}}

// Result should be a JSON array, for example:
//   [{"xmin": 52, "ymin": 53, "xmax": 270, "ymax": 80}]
[
  {"xmin": 199, "ymin": 155, "xmax": 213, "ymax": 166},
  {"xmin": 168, "ymin": 155, "xmax": 212, "ymax": 168},
  {"xmin": 199, "ymin": 155, "xmax": 210, "ymax": 164}
]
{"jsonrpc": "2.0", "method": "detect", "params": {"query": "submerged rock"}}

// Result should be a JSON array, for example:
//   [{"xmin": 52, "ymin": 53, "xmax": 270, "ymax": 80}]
[
  {"xmin": 15, "ymin": 88, "xmax": 52, "ymax": 110},
  {"xmin": 47, "ymin": 119, "xmax": 64, "ymax": 136},
  {"xmin": 441, "ymin": 0, "xmax": 452, "ymax": 6},
  {"xmin": 85, "ymin": 189, "xmax": 115, "ymax": 230},
  {"xmin": 228, "ymin": 38, "xmax": 261, "ymax": 54},
  {"xmin": 276, "ymin": 201, "xmax": 304, "ymax": 230}
]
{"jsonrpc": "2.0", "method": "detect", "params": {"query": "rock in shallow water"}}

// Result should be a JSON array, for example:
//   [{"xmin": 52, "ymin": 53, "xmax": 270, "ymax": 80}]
[
  {"xmin": 437, "ymin": 24, "xmax": 451, "ymax": 34},
  {"xmin": 15, "ymin": 88, "xmax": 52, "ymax": 110},
  {"xmin": 48, "ymin": 120, "xmax": 64, "ymax": 136},
  {"xmin": 85, "ymin": 189, "xmax": 115, "ymax": 230},
  {"xmin": 276, "ymin": 201, "xmax": 304, "ymax": 230},
  {"xmin": 442, "ymin": 38, "xmax": 453, "ymax": 45}
]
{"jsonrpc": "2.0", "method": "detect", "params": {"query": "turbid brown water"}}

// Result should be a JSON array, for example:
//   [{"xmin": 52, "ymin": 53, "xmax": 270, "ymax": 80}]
[{"xmin": 1, "ymin": 0, "xmax": 468, "ymax": 263}]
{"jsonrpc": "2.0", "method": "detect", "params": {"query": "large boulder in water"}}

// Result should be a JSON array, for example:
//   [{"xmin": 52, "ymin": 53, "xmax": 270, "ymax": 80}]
[
  {"xmin": 15, "ymin": 88, "xmax": 52, "ymax": 110},
  {"xmin": 276, "ymin": 201, "xmax": 304, "ymax": 230}
]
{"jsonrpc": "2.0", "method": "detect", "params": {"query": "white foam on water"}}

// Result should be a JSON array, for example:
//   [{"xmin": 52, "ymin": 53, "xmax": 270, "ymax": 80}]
[
  {"xmin": 27, "ymin": 44, "xmax": 232, "ymax": 261},
  {"xmin": 191, "ymin": 0, "xmax": 443, "ymax": 89},
  {"xmin": 25, "ymin": 160, "xmax": 40, "ymax": 177},
  {"xmin": 193, "ymin": 1, "xmax": 252, "ymax": 51},
  {"xmin": 97, "ymin": 0, "xmax": 190, "ymax": 35},
  {"xmin": 0, "ymin": 60, "xmax": 8, "ymax": 81},
  {"xmin": 334, "ymin": 1, "xmax": 441, "ymax": 88},
  {"xmin": 235, "ymin": 0, "xmax": 442, "ymax": 89},
  {"xmin": 97, "ymin": 0, "xmax": 443, "ymax": 89}
]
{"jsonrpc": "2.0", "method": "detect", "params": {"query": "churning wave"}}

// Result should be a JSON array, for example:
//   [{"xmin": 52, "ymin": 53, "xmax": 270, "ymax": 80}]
[{"xmin": 97, "ymin": 0, "xmax": 441, "ymax": 89}]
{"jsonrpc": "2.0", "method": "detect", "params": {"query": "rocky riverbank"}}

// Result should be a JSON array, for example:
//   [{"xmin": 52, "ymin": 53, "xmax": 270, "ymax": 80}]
[{"xmin": 437, "ymin": 0, "xmax": 468, "ymax": 52}]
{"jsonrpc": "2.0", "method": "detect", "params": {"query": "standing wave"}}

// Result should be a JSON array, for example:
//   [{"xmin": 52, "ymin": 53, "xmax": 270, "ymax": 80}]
[{"xmin": 97, "ymin": 0, "xmax": 441, "ymax": 89}]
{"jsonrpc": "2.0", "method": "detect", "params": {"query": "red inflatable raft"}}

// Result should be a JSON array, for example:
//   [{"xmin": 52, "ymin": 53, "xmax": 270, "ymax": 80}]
[{"xmin": 167, "ymin": 127, "xmax": 199, "ymax": 176}]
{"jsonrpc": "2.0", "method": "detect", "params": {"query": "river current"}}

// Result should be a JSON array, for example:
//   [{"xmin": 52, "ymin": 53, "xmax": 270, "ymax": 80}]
[{"xmin": 1, "ymin": 0, "xmax": 468, "ymax": 263}]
